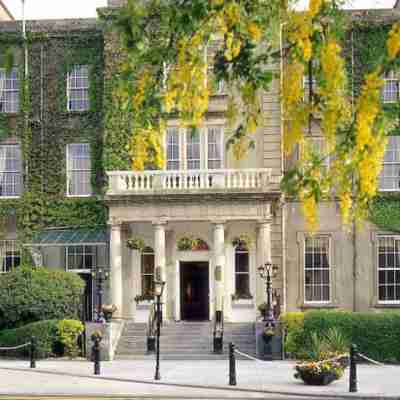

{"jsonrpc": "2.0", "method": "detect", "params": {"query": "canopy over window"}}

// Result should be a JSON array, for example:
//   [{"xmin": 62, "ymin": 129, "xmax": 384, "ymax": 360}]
[{"xmin": 25, "ymin": 228, "xmax": 108, "ymax": 247}]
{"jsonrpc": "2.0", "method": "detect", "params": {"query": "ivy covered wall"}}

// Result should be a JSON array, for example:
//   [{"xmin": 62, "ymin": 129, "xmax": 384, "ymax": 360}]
[
  {"xmin": 0, "ymin": 20, "xmax": 107, "ymax": 244},
  {"xmin": 348, "ymin": 12, "xmax": 400, "ymax": 232}
]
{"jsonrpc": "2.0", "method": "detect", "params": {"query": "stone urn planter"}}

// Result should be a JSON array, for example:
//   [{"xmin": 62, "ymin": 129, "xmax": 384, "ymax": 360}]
[{"xmin": 294, "ymin": 355, "xmax": 348, "ymax": 386}]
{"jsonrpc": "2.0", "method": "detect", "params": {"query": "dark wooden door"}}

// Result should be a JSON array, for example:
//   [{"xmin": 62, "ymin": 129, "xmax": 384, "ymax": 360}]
[{"xmin": 180, "ymin": 262, "xmax": 209, "ymax": 320}]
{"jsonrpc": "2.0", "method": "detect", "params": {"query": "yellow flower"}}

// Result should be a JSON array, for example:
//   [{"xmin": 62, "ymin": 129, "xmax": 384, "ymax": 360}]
[
  {"xmin": 387, "ymin": 23, "xmax": 400, "ymax": 60},
  {"xmin": 309, "ymin": 0, "xmax": 323, "ymax": 18},
  {"xmin": 247, "ymin": 22, "xmax": 262, "ymax": 42}
]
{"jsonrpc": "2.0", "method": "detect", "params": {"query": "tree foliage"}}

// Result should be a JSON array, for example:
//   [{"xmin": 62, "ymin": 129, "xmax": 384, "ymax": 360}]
[{"xmin": 109, "ymin": 0, "xmax": 400, "ymax": 231}]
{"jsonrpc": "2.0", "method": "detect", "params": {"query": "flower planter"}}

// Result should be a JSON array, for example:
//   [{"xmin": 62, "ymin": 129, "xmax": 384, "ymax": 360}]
[
  {"xmin": 296, "ymin": 370, "xmax": 337, "ymax": 386},
  {"xmin": 294, "ymin": 356, "xmax": 347, "ymax": 386}
]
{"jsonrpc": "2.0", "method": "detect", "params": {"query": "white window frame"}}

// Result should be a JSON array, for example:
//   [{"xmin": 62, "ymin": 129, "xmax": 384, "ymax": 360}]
[
  {"xmin": 206, "ymin": 126, "xmax": 224, "ymax": 170},
  {"xmin": 380, "ymin": 136, "xmax": 400, "ymax": 192},
  {"xmin": 166, "ymin": 127, "xmax": 181, "ymax": 170},
  {"xmin": 234, "ymin": 244, "xmax": 251, "ymax": 299},
  {"xmin": 66, "ymin": 143, "xmax": 92, "ymax": 197},
  {"xmin": 0, "ymin": 239, "xmax": 20, "ymax": 273},
  {"xmin": 377, "ymin": 235, "xmax": 400, "ymax": 305},
  {"xmin": 0, "ymin": 67, "xmax": 19, "ymax": 113},
  {"xmin": 67, "ymin": 65, "xmax": 89, "ymax": 112},
  {"xmin": 185, "ymin": 129, "xmax": 201, "ymax": 170},
  {"xmin": 382, "ymin": 71, "xmax": 399, "ymax": 104},
  {"xmin": 0, "ymin": 144, "xmax": 22, "ymax": 199},
  {"xmin": 141, "ymin": 247, "xmax": 155, "ymax": 296},
  {"xmin": 304, "ymin": 235, "xmax": 331, "ymax": 304},
  {"xmin": 65, "ymin": 245, "xmax": 95, "ymax": 274}
]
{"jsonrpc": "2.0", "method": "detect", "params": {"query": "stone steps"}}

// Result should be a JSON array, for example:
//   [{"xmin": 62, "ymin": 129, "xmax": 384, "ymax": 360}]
[{"xmin": 115, "ymin": 321, "xmax": 256, "ymax": 360}]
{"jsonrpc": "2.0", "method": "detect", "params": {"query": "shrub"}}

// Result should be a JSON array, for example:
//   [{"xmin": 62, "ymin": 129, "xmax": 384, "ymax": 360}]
[
  {"xmin": 0, "ymin": 265, "xmax": 85, "ymax": 330},
  {"xmin": 281, "ymin": 310, "xmax": 400, "ymax": 362},
  {"xmin": 0, "ymin": 320, "xmax": 59, "ymax": 359},
  {"xmin": 280, "ymin": 312, "xmax": 306, "ymax": 356},
  {"xmin": 57, "ymin": 320, "xmax": 84, "ymax": 358}
]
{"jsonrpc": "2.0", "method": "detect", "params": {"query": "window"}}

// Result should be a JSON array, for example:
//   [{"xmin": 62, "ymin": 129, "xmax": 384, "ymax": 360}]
[
  {"xmin": 304, "ymin": 236, "xmax": 330, "ymax": 302},
  {"xmin": 0, "ymin": 145, "xmax": 22, "ymax": 197},
  {"xmin": 380, "ymin": 136, "xmax": 400, "ymax": 191},
  {"xmin": 377, "ymin": 236, "xmax": 400, "ymax": 303},
  {"xmin": 303, "ymin": 75, "xmax": 317, "ymax": 103},
  {"xmin": 67, "ymin": 65, "xmax": 89, "ymax": 111},
  {"xmin": 0, "ymin": 240, "xmax": 20, "ymax": 273},
  {"xmin": 234, "ymin": 243, "xmax": 251, "ymax": 298},
  {"xmin": 186, "ymin": 129, "xmax": 200, "ymax": 170},
  {"xmin": 207, "ymin": 126, "xmax": 223, "ymax": 169},
  {"xmin": 0, "ymin": 68, "xmax": 19, "ymax": 113},
  {"xmin": 66, "ymin": 245, "xmax": 95, "ymax": 272},
  {"xmin": 166, "ymin": 128, "xmax": 180, "ymax": 170},
  {"xmin": 66, "ymin": 143, "xmax": 92, "ymax": 196},
  {"xmin": 382, "ymin": 72, "xmax": 399, "ymax": 103},
  {"xmin": 141, "ymin": 247, "xmax": 155, "ymax": 297}
]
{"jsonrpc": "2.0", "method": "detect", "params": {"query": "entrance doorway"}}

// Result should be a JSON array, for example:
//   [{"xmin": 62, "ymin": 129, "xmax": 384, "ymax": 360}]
[
  {"xmin": 180, "ymin": 262, "xmax": 209, "ymax": 320},
  {"xmin": 78, "ymin": 273, "xmax": 93, "ymax": 321}
]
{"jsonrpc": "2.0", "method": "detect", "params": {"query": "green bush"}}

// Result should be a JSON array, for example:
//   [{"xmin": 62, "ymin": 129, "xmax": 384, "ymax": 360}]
[
  {"xmin": 0, "ymin": 320, "xmax": 59, "ymax": 359},
  {"xmin": 280, "ymin": 312, "xmax": 306, "ymax": 356},
  {"xmin": 0, "ymin": 266, "xmax": 85, "ymax": 330},
  {"xmin": 281, "ymin": 310, "xmax": 400, "ymax": 363},
  {"xmin": 57, "ymin": 319, "xmax": 84, "ymax": 358}
]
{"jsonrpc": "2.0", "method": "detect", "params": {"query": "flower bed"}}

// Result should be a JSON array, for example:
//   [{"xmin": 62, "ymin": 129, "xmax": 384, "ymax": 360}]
[{"xmin": 294, "ymin": 355, "xmax": 348, "ymax": 386}]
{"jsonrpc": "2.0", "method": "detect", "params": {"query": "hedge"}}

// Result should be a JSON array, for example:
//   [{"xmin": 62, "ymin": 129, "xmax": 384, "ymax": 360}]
[
  {"xmin": 0, "ymin": 266, "xmax": 85, "ymax": 330},
  {"xmin": 281, "ymin": 310, "xmax": 400, "ymax": 363},
  {"xmin": 0, "ymin": 320, "xmax": 59, "ymax": 359}
]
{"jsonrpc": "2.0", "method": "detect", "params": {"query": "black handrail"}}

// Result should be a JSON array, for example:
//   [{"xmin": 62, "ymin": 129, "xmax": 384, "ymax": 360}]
[
  {"xmin": 213, "ymin": 310, "xmax": 224, "ymax": 353},
  {"xmin": 146, "ymin": 302, "xmax": 156, "ymax": 353}
]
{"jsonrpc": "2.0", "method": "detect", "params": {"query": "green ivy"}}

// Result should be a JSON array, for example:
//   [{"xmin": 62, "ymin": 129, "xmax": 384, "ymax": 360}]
[
  {"xmin": 0, "ymin": 29, "xmax": 107, "ymax": 246},
  {"xmin": 369, "ymin": 195, "xmax": 400, "ymax": 233}
]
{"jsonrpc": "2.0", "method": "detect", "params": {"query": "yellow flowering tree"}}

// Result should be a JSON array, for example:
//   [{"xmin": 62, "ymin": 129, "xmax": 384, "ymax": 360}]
[{"xmin": 110, "ymin": 0, "xmax": 400, "ymax": 231}]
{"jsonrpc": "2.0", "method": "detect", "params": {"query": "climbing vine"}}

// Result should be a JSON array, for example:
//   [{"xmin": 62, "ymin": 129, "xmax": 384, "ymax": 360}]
[{"xmin": 0, "ymin": 27, "xmax": 107, "ymax": 245}]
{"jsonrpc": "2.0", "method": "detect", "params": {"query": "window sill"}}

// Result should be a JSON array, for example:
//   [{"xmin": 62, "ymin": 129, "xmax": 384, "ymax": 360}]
[
  {"xmin": 0, "ymin": 196, "xmax": 20, "ymax": 200},
  {"xmin": 373, "ymin": 303, "xmax": 400, "ymax": 308},
  {"xmin": 65, "ymin": 194, "xmax": 93, "ymax": 198},
  {"xmin": 232, "ymin": 299, "xmax": 254, "ymax": 307},
  {"xmin": 300, "ymin": 302, "xmax": 337, "ymax": 310},
  {"xmin": 136, "ymin": 300, "xmax": 153, "ymax": 309}
]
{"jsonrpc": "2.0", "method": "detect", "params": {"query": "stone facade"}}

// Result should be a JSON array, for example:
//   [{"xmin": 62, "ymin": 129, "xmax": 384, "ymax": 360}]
[{"xmin": 1, "ymin": 9, "xmax": 400, "ymax": 328}]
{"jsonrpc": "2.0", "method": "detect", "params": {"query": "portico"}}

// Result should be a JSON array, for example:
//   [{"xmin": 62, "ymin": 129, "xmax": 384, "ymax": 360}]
[{"xmin": 106, "ymin": 169, "xmax": 278, "ymax": 323}]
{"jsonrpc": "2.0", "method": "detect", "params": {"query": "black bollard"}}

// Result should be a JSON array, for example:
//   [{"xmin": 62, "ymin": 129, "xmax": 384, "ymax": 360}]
[
  {"xmin": 349, "ymin": 344, "xmax": 358, "ymax": 393},
  {"xmin": 229, "ymin": 342, "xmax": 237, "ymax": 386},
  {"xmin": 30, "ymin": 336, "xmax": 36, "ymax": 369},
  {"xmin": 92, "ymin": 336, "xmax": 101, "ymax": 375}
]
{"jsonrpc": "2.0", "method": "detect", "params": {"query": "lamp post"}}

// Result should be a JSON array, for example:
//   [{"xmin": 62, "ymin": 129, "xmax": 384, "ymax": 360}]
[
  {"xmin": 91, "ymin": 268, "xmax": 109, "ymax": 323},
  {"xmin": 258, "ymin": 262, "xmax": 276, "ymax": 328},
  {"xmin": 154, "ymin": 276, "xmax": 165, "ymax": 381}
]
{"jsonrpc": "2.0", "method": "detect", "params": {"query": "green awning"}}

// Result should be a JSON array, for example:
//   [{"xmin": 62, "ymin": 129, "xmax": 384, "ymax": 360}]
[{"xmin": 25, "ymin": 228, "xmax": 109, "ymax": 247}]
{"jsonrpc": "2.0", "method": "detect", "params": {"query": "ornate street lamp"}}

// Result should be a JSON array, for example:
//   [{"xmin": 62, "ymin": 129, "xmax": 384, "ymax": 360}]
[
  {"xmin": 257, "ymin": 262, "xmax": 276, "ymax": 328},
  {"xmin": 91, "ymin": 268, "xmax": 109, "ymax": 323},
  {"xmin": 154, "ymin": 276, "xmax": 165, "ymax": 381}
]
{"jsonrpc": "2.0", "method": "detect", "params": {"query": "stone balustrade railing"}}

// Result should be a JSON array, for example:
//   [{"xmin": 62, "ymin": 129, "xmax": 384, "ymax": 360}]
[{"xmin": 106, "ymin": 168, "xmax": 273, "ymax": 195}]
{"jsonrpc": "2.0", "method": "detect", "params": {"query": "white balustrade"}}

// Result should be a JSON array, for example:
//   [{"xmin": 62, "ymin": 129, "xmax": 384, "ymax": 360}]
[{"xmin": 107, "ymin": 169, "xmax": 272, "ymax": 195}]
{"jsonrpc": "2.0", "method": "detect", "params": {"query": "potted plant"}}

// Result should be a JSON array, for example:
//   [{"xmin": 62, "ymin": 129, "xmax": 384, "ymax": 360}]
[
  {"xmin": 134, "ymin": 294, "xmax": 154, "ymax": 303},
  {"xmin": 126, "ymin": 237, "xmax": 145, "ymax": 251},
  {"xmin": 232, "ymin": 234, "xmax": 253, "ymax": 248},
  {"xmin": 177, "ymin": 235, "xmax": 196, "ymax": 251},
  {"xmin": 294, "ymin": 329, "xmax": 349, "ymax": 386},
  {"xmin": 101, "ymin": 304, "xmax": 117, "ymax": 322},
  {"xmin": 295, "ymin": 356, "xmax": 347, "ymax": 385}
]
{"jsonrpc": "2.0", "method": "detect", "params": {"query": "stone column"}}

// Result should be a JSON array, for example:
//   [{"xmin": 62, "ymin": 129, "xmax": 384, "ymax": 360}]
[
  {"xmin": 153, "ymin": 220, "xmax": 167, "ymax": 308},
  {"xmin": 256, "ymin": 220, "xmax": 272, "ymax": 305},
  {"xmin": 110, "ymin": 218, "xmax": 123, "ymax": 319},
  {"xmin": 213, "ymin": 221, "xmax": 226, "ymax": 315}
]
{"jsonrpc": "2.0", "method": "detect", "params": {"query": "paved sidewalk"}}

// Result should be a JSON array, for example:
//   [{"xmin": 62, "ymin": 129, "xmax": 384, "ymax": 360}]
[{"xmin": 0, "ymin": 359, "xmax": 399, "ymax": 399}]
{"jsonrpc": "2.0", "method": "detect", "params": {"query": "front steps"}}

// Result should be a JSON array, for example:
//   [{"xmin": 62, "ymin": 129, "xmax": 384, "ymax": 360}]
[{"xmin": 114, "ymin": 321, "xmax": 257, "ymax": 360}]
